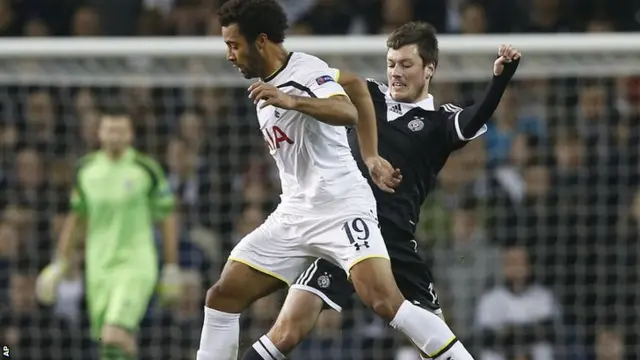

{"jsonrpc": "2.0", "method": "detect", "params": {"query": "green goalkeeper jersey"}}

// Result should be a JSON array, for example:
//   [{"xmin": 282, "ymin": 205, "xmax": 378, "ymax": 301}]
[{"xmin": 71, "ymin": 148, "xmax": 174, "ymax": 279}]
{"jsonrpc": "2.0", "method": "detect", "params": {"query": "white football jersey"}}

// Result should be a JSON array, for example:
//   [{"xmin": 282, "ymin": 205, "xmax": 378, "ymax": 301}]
[{"xmin": 257, "ymin": 52, "xmax": 373, "ymax": 212}]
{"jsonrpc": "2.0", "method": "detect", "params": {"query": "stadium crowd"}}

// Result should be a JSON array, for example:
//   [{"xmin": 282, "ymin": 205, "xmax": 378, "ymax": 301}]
[{"xmin": 0, "ymin": 0, "xmax": 639, "ymax": 359}]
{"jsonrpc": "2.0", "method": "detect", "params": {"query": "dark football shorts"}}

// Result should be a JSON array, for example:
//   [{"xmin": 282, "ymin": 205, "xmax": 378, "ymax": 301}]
[{"xmin": 291, "ymin": 218, "xmax": 441, "ymax": 314}]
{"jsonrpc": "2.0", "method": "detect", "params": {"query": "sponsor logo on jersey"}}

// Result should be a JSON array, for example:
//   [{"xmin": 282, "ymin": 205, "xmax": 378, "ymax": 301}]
[
  {"xmin": 315, "ymin": 75, "xmax": 335, "ymax": 85},
  {"xmin": 262, "ymin": 125, "xmax": 294, "ymax": 153},
  {"xmin": 408, "ymin": 116, "xmax": 424, "ymax": 132},
  {"xmin": 389, "ymin": 103, "xmax": 402, "ymax": 114}
]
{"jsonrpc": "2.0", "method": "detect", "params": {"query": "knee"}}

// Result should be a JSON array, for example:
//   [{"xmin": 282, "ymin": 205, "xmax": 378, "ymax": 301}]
[
  {"xmin": 101, "ymin": 326, "xmax": 136, "ymax": 355},
  {"xmin": 205, "ymin": 280, "xmax": 239, "ymax": 310},
  {"xmin": 268, "ymin": 319, "xmax": 307, "ymax": 353},
  {"xmin": 358, "ymin": 283, "xmax": 404, "ymax": 321}
]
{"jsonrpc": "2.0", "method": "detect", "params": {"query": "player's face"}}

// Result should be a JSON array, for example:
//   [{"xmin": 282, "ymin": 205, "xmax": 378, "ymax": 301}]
[
  {"xmin": 386, "ymin": 45, "xmax": 432, "ymax": 103},
  {"xmin": 99, "ymin": 116, "xmax": 133, "ymax": 152},
  {"xmin": 222, "ymin": 23, "xmax": 263, "ymax": 79}
]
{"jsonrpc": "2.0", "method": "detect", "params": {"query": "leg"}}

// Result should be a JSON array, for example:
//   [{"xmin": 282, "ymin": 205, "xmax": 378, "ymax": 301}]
[
  {"xmin": 197, "ymin": 217, "xmax": 310, "ymax": 360},
  {"xmin": 100, "ymin": 326, "xmax": 137, "ymax": 360},
  {"xmin": 242, "ymin": 289, "xmax": 323, "ymax": 360},
  {"xmin": 197, "ymin": 260, "xmax": 285, "ymax": 360},
  {"xmin": 351, "ymin": 258, "xmax": 474, "ymax": 359},
  {"xmin": 99, "ymin": 273, "xmax": 156, "ymax": 360},
  {"xmin": 241, "ymin": 258, "xmax": 355, "ymax": 359},
  {"xmin": 319, "ymin": 210, "xmax": 475, "ymax": 360}
]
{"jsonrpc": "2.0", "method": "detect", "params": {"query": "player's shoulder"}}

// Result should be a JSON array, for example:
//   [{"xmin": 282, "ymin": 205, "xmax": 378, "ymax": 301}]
[
  {"xmin": 132, "ymin": 150, "xmax": 163, "ymax": 171},
  {"xmin": 75, "ymin": 151, "xmax": 100, "ymax": 171},
  {"xmin": 286, "ymin": 52, "xmax": 333, "ymax": 79},
  {"xmin": 438, "ymin": 103, "xmax": 464, "ymax": 114},
  {"xmin": 290, "ymin": 52, "xmax": 330, "ymax": 69},
  {"xmin": 365, "ymin": 78, "xmax": 388, "ymax": 97}
]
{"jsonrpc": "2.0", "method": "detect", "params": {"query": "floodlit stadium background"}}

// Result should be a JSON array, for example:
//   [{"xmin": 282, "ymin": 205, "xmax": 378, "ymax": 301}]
[{"xmin": 1, "ymin": 0, "xmax": 640, "ymax": 359}]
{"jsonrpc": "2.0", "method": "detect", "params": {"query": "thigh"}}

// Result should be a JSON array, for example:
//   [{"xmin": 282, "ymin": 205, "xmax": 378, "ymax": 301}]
[
  {"xmin": 86, "ymin": 280, "xmax": 110, "ymax": 340},
  {"xmin": 229, "ymin": 212, "xmax": 313, "ymax": 287},
  {"xmin": 103, "ymin": 274, "xmax": 156, "ymax": 334},
  {"xmin": 388, "ymin": 240, "xmax": 441, "ymax": 314},
  {"xmin": 291, "ymin": 258, "xmax": 355, "ymax": 312},
  {"xmin": 307, "ymin": 206, "xmax": 389, "ymax": 274}
]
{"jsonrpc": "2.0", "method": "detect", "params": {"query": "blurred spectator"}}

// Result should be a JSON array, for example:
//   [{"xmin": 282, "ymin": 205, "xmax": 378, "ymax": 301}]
[
  {"xmin": 71, "ymin": 6, "xmax": 101, "ymax": 36},
  {"xmin": 78, "ymin": 110, "xmax": 101, "ymax": 152},
  {"xmin": 475, "ymin": 245, "xmax": 560, "ymax": 360},
  {"xmin": 594, "ymin": 325, "xmax": 625, "ymax": 360},
  {"xmin": 89, "ymin": 0, "xmax": 140, "ymax": 35},
  {"xmin": 231, "ymin": 204, "xmax": 266, "ymax": 245},
  {"xmin": 23, "ymin": 18, "xmax": 51, "ymax": 37},
  {"xmin": 485, "ymin": 86, "xmax": 545, "ymax": 169},
  {"xmin": 1, "ymin": 267, "xmax": 74, "ymax": 360},
  {"xmin": 0, "ymin": 0, "xmax": 20, "ymax": 36},
  {"xmin": 434, "ymin": 197, "xmax": 500, "ymax": 339},
  {"xmin": 458, "ymin": 0, "xmax": 487, "ymax": 34},
  {"xmin": 518, "ymin": 0, "xmax": 573, "ymax": 32},
  {"xmin": 166, "ymin": 135, "xmax": 211, "ymax": 226},
  {"xmin": 21, "ymin": 90, "xmax": 61, "ymax": 154}
]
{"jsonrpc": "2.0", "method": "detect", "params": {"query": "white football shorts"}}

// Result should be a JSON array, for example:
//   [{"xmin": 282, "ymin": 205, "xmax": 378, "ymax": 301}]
[{"xmin": 228, "ymin": 203, "xmax": 389, "ymax": 286}]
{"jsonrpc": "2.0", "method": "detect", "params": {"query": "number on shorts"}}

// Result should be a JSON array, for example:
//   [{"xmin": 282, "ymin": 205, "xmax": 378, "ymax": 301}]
[{"xmin": 342, "ymin": 218, "xmax": 371, "ymax": 251}]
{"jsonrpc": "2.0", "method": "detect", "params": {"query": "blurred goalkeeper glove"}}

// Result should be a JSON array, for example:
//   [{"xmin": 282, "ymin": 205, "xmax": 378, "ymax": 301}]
[
  {"xmin": 158, "ymin": 263, "xmax": 182, "ymax": 306},
  {"xmin": 35, "ymin": 259, "xmax": 68, "ymax": 306}
]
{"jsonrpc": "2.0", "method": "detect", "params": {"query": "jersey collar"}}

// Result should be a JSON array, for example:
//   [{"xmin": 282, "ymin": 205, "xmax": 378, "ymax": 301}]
[
  {"xmin": 386, "ymin": 91, "xmax": 435, "ymax": 111},
  {"xmin": 100, "ymin": 147, "xmax": 135, "ymax": 163}
]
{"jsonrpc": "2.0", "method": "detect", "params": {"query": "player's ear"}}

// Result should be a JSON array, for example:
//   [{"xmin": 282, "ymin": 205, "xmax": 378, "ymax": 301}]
[
  {"xmin": 255, "ymin": 33, "xmax": 268, "ymax": 51},
  {"xmin": 425, "ymin": 62, "xmax": 436, "ymax": 80}
]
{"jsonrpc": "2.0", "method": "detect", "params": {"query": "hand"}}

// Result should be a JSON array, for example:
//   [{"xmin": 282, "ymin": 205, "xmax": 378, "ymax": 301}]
[
  {"xmin": 158, "ymin": 263, "xmax": 182, "ymax": 306},
  {"xmin": 35, "ymin": 259, "xmax": 68, "ymax": 305},
  {"xmin": 364, "ymin": 156, "xmax": 402, "ymax": 193},
  {"xmin": 248, "ymin": 82, "xmax": 296, "ymax": 109},
  {"xmin": 493, "ymin": 44, "xmax": 521, "ymax": 76}
]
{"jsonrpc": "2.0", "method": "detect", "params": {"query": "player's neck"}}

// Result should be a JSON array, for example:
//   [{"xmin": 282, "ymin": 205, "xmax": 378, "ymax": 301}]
[
  {"xmin": 104, "ymin": 148, "xmax": 127, "ymax": 160},
  {"xmin": 261, "ymin": 45, "xmax": 290, "ymax": 80},
  {"xmin": 410, "ymin": 89, "xmax": 431, "ymax": 104}
]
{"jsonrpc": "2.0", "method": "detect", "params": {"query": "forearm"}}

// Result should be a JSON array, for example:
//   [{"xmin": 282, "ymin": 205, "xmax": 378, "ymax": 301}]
[
  {"xmin": 290, "ymin": 95, "xmax": 358, "ymax": 126},
  {"xmin": 162, "ymin": 212, "xmax": 179, "ymax": 264},
  {"xmin": 458, "ymin": 59, "xmax": 520, "ymax": 138},
  {"xmin": 343, "ymin": 77, "xmax": 378, "ymax": 159},
  {"xmin": 56, "ymin": 214, "xmax": 81, "ymax": 261}
]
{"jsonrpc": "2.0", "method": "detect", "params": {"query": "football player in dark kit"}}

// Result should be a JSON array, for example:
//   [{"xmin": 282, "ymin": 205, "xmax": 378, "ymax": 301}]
[{"xmin": 241, "ymin": 22, "xmax": 521, "ymax": 360}]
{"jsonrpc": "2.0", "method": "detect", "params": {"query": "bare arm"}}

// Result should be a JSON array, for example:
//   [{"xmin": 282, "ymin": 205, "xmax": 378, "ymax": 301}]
[
  {"xmin": 56, "ymin": 213, "xmax": 84, "ymax": 262},
  {"xmin": 161, "ymin": 212, "xmax": 179, "ymax": 265},
  {"xmin": 289, "ymin": 94, "xmax": 358, "ymax": 126},
  {"xmin": 336, "ymin": 70, "xmax": 378, "ymax": 160}
]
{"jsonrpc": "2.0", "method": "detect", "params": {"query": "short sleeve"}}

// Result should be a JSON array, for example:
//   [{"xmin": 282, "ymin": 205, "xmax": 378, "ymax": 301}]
[
  {"xmin": 304, "ymin": 66, "xmax": 347, "ymax": 99},
  {"xmin": 70, "ymin": 186, "xmax": 86, "ymax": 215},
  {"xmin": 439, "ymin": 103, "xmax": 487, "ymax": 144}
]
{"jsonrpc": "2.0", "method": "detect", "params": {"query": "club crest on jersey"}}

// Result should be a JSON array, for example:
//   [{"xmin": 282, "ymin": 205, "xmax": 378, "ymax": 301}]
[
  {"xmin": 407, "ymin": 116, "xmax": 424, "ymax": 132},
  {"xmin": 315, "ymin": 75, "xmax": 335, "ymax": 85},
  {"xmin": 274, "ymin": 108, "xmax": 281, "ymax": 118},
  {"xmin": 124, "ymin": 179, "xmax": 135, "ymax": 192}
]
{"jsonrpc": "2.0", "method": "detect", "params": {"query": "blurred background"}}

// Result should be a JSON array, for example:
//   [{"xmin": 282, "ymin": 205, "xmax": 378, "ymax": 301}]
[{"xmin": 1, "ymin": 0, "xmax": 640, "ymax": 359}]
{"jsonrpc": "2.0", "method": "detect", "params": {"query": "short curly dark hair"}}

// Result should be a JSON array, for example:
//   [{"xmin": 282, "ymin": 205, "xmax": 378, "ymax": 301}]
[
  {"xmin": 387, "ymin": 22, "xmax": 439, "ymax": 67},
  {"xmin": 218, "ymin": 0, "xmax": 288, "ymax": 43}
]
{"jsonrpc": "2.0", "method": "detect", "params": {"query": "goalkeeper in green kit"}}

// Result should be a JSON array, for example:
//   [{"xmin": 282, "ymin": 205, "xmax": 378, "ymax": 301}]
[{"xmin": 35, "ymin": 109, "xmax": 181, "ymax": 360}]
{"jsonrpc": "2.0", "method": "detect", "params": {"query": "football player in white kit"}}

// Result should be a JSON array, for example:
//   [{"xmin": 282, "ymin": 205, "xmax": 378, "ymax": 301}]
[{"xmin": 196, "ymin": 1, "xmax": 473, "ymax": 359}]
